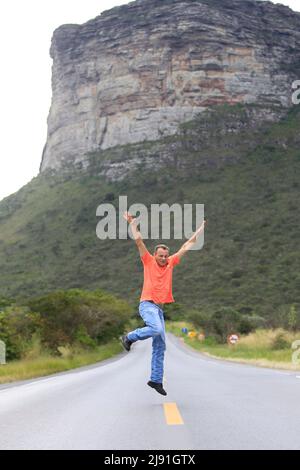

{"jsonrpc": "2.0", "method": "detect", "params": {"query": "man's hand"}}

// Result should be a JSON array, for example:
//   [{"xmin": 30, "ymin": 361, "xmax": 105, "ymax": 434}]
[
  {"xmin": 175, "ymin": 219, "xmax": 207, "ymax": 260},
  {"xmin": 191, "ymin": 219, "xmax": 207, "ymax": 241},
  {"xmin": 123, "ymin": 211, "xmax": 148, "ymax": 257},
  {"xmin": 123, "ymin": 211, "xmax": 137, "ymax": 225}
]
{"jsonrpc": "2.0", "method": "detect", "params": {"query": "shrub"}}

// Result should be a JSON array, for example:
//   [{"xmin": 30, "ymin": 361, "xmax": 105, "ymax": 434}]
[
  {"xmin": 239, "ymin": 315, "xmax": 267, "ymax": 334},
  {"xmin": 187, "ymin": 307, "xmax": 265, "ymax": 343},
  {"xmin": 210, "ymin": 307, "xmax": 242, "ymax": 343},
  {"xmin": 22, "ymin": 333, "xmax": 44, "ymax": 360},
  {"xmin": 164, "ymin": 302, "xmax": 185, "ymax": 321},
  {"xmin": 0, "ymin": 289, "xmax": 132, "ymax": 361},
  {"xmin": 271, "ymin": 331, "xmax": 290, "ymax": 350},
  {"xmin": 187, "ymin": 309, "xmax": 212, "ymax": 329},
  {"xmin": 74, "ymin": 325, "xmax": 97, "ymax": 349},
  {"xmin": 26, "ymin": 289, "xmax": 132, "ymax": 351},
  {"xmin": 0, "ymin": 306, "xmax": 42, "ymax": 360}
]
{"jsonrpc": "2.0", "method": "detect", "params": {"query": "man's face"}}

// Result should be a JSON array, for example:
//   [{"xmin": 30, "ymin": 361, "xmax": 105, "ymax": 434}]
[{"xmin": 154, "ymin": 248, "xmax": 169, "ymax": 267}]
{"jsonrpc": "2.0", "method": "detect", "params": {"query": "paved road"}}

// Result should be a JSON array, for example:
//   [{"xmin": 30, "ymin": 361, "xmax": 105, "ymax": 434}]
[{"xmin": 0, "ymin": 334, "xmax": 300, "ymax": 450}]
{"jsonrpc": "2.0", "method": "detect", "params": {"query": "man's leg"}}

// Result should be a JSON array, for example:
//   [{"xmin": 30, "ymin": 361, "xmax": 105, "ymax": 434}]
[
  {"xmin": 151, "ymin": 334, "xmax": 166, "ymax": 383},
  {"xmin": 148, "ymin": 307, "xmax": 167, "ymax": 395},
  {"xmin": 127, "ymin": 301, "xmax": 164, "ymax": 343}
]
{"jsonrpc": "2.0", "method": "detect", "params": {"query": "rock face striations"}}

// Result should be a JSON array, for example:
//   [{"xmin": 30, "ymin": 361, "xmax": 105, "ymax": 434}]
[{"xmin": 40, "ymin": 0, "xmax": 300, "ymax": 172}]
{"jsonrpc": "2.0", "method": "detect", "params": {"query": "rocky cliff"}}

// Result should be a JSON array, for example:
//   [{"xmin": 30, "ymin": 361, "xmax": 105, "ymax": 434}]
[{"xmin": 40, "ymin": 0, "xmax": 300, "ymax": 172}]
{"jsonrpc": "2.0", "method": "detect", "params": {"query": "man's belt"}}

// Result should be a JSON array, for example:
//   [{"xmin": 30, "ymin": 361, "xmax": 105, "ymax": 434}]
[{"xmin": 147, "ymin": 300, "xmax": 165, "ymax": 309}]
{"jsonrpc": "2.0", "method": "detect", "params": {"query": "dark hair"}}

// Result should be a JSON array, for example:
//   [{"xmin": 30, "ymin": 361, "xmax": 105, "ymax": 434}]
[{"xmin": 154, "ymin": 244, "xmax": 170, "ymax": 254}]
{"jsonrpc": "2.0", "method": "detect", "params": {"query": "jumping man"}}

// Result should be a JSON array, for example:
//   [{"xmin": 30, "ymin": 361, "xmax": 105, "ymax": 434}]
[{"xmin": 121, "ymin": 211, "xmax": 206, "ymax": 396}]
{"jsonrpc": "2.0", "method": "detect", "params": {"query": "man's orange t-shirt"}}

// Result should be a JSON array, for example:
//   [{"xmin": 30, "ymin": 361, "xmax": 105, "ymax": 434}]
[{"xmin": 140, "ymin": 250, "xmax": 180, "ymax": 304}]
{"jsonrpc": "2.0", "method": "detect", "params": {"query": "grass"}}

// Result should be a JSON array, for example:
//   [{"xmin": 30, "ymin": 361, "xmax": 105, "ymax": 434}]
[
  {"xmin": 0, "ymin": 339, "xmax": 123, "ymax": 385},
  {"xmin": 166, "ymin": 321, "xmax": 300, "ymax": 371}
]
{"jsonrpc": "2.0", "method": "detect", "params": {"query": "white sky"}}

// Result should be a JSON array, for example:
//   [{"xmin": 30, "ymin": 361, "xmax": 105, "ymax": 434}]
[{"xmin": 0, "ymin": 0, "xmax": 299, "ymax": 202}]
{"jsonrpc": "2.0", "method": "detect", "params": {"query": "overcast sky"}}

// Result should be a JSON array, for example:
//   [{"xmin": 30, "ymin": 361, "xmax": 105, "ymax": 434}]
[{"xmin": 0, "ymin": 0, "xmax": 299, "ymax": 202}]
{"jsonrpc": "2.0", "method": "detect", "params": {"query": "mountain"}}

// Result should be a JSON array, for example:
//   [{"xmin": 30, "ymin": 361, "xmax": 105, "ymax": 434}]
[{"xmin": 40, "ymin": 0, "xmax": 300, "ymax": 172}]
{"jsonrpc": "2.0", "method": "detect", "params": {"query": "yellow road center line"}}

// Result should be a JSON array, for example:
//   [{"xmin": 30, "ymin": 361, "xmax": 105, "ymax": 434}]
[{"xmin": 164, "ymin": 403, "xmax": 184, "ymax": 425}]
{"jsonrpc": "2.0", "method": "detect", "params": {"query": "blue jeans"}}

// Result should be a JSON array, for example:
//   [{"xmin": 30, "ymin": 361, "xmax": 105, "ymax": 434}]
[{"xmin": 127, "ymin": 300, "xmax": 166, "ymax": 383}]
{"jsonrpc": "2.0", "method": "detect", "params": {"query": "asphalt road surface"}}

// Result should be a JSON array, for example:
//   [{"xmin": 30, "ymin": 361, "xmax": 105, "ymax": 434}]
[{"xmin": 0, "ymin": 334, "xmax": 300, "ymax": 450}]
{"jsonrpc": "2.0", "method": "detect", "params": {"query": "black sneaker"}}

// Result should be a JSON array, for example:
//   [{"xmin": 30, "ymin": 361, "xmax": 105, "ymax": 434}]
[
  {"xmin": 121, "ymin": 335, "xmax": 132, "ymax": 352},
  {"xmin": 147, "ymin": 381, "xmax": 167, "ymax": 396}
]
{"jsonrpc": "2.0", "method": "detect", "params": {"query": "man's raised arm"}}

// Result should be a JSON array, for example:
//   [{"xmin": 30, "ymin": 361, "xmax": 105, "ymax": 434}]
[
  {"xmin": 123, "ymin": 211, "xmax": 148, "ymax": 257},
  {"xmin": 175, "ymin": 219, "xmax": 207, "ymax": 260}
]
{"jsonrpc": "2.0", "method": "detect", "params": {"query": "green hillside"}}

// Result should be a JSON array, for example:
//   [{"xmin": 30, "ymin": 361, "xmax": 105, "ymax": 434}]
[{"xmin": 0, "ymin": 104, "xmax": 299, "ymax": 325}]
